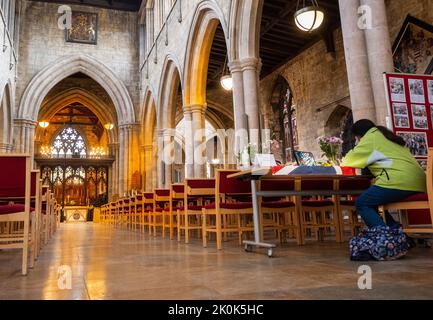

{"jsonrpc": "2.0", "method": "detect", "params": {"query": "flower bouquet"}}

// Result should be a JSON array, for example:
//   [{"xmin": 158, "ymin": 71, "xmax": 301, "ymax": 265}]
[{"xmin": 317, "ymin": 136, "xmax": 343, "ymax": 166}]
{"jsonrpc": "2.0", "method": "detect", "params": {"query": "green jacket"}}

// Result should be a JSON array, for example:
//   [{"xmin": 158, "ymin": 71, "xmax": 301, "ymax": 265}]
[{"xmin": 341, "ymin": 128, "xmax": 426, "ymax": 193}]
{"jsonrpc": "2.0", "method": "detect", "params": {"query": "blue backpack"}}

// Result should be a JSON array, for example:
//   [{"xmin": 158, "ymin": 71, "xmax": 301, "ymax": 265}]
[{"xmin": 350, "ymin": 225, "xmax": 409, "ymax": 261}]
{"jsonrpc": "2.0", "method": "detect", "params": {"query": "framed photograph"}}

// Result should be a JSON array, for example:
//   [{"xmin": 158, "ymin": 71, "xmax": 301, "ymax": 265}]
[
  {"xmin": 394, "ymin": 115, "xmax": 410, "ymax": 128},
  {"xmin": 66, "ymin": 11, "xmax": 98, "ymax": 45},
  {"xmin": 393, "ymin": 15, "xmax": 433, "ymax": 75},
  {"xmin": 428, "ymin": 80, "xmax": 433, "ymax": 103},
  {"xmin": 411, "ymin": 104, "xmax": 428, "ymax": 129},
  {"xmin": 392, "ymin": 102, "xmax": 409, "ymax": 115},
  {"xmin": 409, "ymin": 79, "xmax": 426, "ymax": 103},
  {"xmin": 389, "ymin": 77, "xmax": 406, "ymax": 102},
  {"xmin": 294, "ymin": 151, "xmax": 316, "ymax": 167},
  {"xmin": 397, "ymin": 131, "xmax": 428, "ymax": 156}
]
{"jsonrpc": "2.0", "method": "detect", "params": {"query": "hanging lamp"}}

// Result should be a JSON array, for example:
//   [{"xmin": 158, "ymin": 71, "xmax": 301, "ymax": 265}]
[{"xmin": 294, "ymin": 0, "xmax": 325, "ymax": 32}]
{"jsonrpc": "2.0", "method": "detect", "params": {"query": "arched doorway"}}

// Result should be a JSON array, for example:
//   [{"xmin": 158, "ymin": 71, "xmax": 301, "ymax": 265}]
[
  {"xmin": 325, "ymin": 105, "xmax": 355, "ymax": 156},
  {"xmin": 0, "ymin": 82, "xmax": 14, "ymax": 152}
]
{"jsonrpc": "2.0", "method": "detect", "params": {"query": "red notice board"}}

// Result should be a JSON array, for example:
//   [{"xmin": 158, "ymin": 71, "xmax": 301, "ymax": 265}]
[
  {"xmin": 385, "ymin": 73, "xmax": 433, "ymax": 165},
  {"xmin": 385, "ymin": 73, "xmax": 433, "ymax": 225}
]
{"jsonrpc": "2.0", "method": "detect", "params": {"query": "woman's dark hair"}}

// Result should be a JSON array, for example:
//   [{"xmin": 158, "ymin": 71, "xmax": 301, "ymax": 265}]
[{"xmin": 352, "ymin": 119, "xmax": 406, "ymax": 147}]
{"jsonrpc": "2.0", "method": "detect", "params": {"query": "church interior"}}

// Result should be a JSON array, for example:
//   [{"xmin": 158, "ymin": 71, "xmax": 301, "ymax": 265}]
[{"xmin": 1, "ymin": 0, "xmax": 433, "ymax": 301}]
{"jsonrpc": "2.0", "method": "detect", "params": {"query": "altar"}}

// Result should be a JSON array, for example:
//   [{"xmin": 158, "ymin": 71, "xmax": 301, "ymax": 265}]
[{"xmin": 65, "ymin": 207, "xmax": 89, "ymax": 223}]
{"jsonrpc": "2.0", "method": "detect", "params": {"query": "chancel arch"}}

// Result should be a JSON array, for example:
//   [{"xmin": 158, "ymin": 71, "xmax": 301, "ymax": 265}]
[{"xmin": 15, "ymin": 54, "xmax": 135, "ymax": 195}]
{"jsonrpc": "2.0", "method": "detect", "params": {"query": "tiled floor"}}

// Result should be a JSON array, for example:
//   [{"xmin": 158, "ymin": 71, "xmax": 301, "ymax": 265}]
[{"xmin": 1, "ymin": 223, "xmax": 433, "ymax": 300}]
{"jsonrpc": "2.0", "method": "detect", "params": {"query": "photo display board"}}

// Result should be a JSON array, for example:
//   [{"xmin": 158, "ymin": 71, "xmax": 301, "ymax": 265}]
[{"xmin": 385, "ymin": 73, "xmax": 433, "ymax": 168}]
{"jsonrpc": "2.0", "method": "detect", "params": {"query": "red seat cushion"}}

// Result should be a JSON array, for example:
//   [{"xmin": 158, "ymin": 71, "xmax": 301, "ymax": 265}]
[
  {"xmin": 340, "ymin": 200, "xmax": 356, "ymax": 206},
  {"xmin": 204, "ymin": 202, "xmax": 253, "ymax": 210},
  {"xmin": 401, "ymin": 193, "xmax": 428, "ymax": 202},
  {"xmin": 262, "ymin": 201, "xmax": 295, "ymax": 209},
  {"xmin": 302, "ymin": 200, "xmax": 334, "ymax": 208},
  {"xmin": 0, "ymin": 204, "xmax": 34, "ymax": 215}
]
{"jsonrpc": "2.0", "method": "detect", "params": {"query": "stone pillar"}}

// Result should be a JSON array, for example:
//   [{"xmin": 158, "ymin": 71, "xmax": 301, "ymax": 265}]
[
  {"xmin": 109, "ymin": 142, "xmax": 119, "ymax": 199},
  {"xmin": 157, "ymin": 129, "xmax": 165, "ymax": 188},
  {"xmin": 183, "ymin": 108, "xmax": 194, "ymax": 178},
  {"xmin": 241, "ymin": 58, "xmax": 262, "ymax": 150},
  {"xmin": 339, "ymin": 0, "xmax": 376, "ymax": 122},
  {"xmin": 143, "ymin": 144, "xmax": 154, "ymax": 191},
  {"xmin": 190, "ymin": 105, "xmax": 206, "ymax": 178},
  {"xmin": 361, "ymin": 0, "xmax": 394, "ymax": 126},
  {"xmin": 228, "ymin": 60, "xmax": 248, "ymax": 155},
  {"xmin": 119, "ymin": 125, "xmax": 133, "ymax": 197},
  {"xmin": 163, "ymin": 130, "xmax": 174, "ymax": 187}
]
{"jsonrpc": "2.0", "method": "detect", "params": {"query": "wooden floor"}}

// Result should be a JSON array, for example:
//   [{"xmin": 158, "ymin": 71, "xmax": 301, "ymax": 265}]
[{"xmin": 1, "ymin": 223, "xmax": 433, "ymax": 300}]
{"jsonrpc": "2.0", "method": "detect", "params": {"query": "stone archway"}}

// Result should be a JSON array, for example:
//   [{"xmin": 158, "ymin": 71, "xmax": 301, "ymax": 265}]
[
  {"xmin": 16, "ymin": 54, "xmax": 136, "ymax": 196},
  {"xmin": 142, "ymin": 88, "xmax": 157, "ymax": 191},
  {"xmin": 183, "ymin": 1, "xmax": 231, "ymax": 177},
  {"xmin": 0, "ymin": 81, "xmax": 14, "ymax": 152},
  {"xmin": 325, "ymin": 105, "xmax": 355, "ymax": 156}
]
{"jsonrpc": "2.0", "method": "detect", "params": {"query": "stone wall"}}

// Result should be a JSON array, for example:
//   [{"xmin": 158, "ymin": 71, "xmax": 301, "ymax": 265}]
[
  {"xmin": 259, "ymin": 0, "xmax": 430, "ymax": 161},
  {"xmin": 0, "ymin": 1, "xmax": 19, "ymax": 150},
  {"xmin": 16, "ymin": 0, "xmax": 139, "ymax": 117},
  {"xmin": 259, "ymin": 28, "xmax": 350, "ymax": 161}
]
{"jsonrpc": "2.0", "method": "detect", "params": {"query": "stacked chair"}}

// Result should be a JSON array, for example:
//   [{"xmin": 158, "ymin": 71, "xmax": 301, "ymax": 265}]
[{"xmin": 0, "ymin": 154, "xmax": 59, "ymax": 275}]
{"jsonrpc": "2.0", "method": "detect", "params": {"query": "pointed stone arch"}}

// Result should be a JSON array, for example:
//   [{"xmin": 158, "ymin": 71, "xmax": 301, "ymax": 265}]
[
  {"xmin": 183, "ymin": 1, "xmax": 230, "ymax": 107},
  {"xmin": 0, "ymin": 81, "xmax": 14, "ymax": 152},
  {"xmin": 142, "ymin": 87, "xmax": 158, "ymax": 191},
  {"xmin": 17, "ymin": 54, "xmax": 135, "ymax": 125}
]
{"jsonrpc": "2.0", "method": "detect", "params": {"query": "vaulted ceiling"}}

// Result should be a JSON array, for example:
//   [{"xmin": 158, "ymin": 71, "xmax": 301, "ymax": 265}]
[{"xmin": 29, "ymin": 0, "xmax": 142, "ymax": 11}]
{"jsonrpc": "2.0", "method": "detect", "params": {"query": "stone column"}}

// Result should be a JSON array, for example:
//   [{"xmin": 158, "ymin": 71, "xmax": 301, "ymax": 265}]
[
  {"xmin": 190, "ymin": 105, "xmax": 207, "ymax": 178},
  {"xmin": 339, "ymin": 0, "xmax": 376, "ymax": 122},
  {"xmin": 163, "ymin": 130, "xmax": 174, "ymax": 188},
  {"xmin": 241, "ymin": 58, "xmax": 262, "ymax": 150},
  {"xmin": 183, "ymin": 108, "xmax": 194, "ymax": 178},
  {"xmin": 143, "ymin": 144, "xmax": 153, "ymax": 191},
  {"xmin": 109, "ymin": 142, "xmax": 119, "ymax": 199},
  {"xmin": 157, "ymin": 129, "xmax": 165, "ymax": 188},
  {"xmin": 361, "ymin": 0, "xmax": 394, "ymax": 126},
  {"xmin": 228, "ymin": 60, "xmax": 248, "ymax": 156}
]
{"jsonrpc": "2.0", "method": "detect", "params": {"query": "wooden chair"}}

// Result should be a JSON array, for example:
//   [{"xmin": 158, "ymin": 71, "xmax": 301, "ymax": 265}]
[
  {"xmin": 202, "ymin": 170, "xmax": 254, "ymax": 250},
  {"xmin": 338, "ymin": 178, "xmax": 372, "ymax": 238},
  {"xmin": 299, "ymin": 178, "xmax": 340, "ymax": 243},
  {"xmin": 260, "ymin": 179, "xmax": 299, "ymax": 244},
  {"xmin": 151, "ymin": 189, "xmax": 170, "ymax": 237},
  {"xmin": 381, "ymin": 148, "xmax": 433, "ymax": 234},
  {"xmin": 178, "ymin": 179, "xmax": 215, "ymax": 244},
  {"xmin": 139, "ymin": 192, "xmax": 154, "ymax": 234},
  {"xmin": 0, "ymin": 154, "xmax": 32, "ymax": 275},
  {"xmin": 165, "ymin": 184, "xmax": 184, "ymax": 240}
]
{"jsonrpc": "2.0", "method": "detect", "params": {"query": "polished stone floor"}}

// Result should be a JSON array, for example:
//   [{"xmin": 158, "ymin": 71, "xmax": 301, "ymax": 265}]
[{"xmin": 1, "ymin": 223, "xmax": 433, "ymax": 300}]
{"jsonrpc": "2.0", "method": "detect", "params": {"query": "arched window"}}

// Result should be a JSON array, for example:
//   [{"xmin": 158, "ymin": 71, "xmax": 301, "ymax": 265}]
[
  {"xmin": 51, "ymin": 127, "xmax": 87, "ymax": 159},
  {"xmin": 270, "ymin": 77, "xmax": 299, "ymax": 163}
]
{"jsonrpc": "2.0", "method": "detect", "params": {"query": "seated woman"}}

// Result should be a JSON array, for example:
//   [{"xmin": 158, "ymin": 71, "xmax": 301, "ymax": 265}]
[{"xmin": 341, "ymin": 119, "xmax": 426, "ymax": 229}]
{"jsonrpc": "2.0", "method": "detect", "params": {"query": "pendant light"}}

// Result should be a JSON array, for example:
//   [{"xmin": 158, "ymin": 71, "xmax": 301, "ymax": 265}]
[
  {"xmin": 294, "ymin": 0, "xmax": 325, "ymax": 32},
  {"xmin": 220, "ymin": 54, "xmax": 233, "ymax": 91}
]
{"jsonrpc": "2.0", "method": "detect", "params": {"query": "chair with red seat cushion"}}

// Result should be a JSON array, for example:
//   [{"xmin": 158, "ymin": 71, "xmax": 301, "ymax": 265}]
[
  {"xmin": 202, "ymin": 171, "xmax": 255, "ymax": 250},
  {"xmin": 339, "ymin": 178, "xmax": 372, "ymax": 238},
  {"xmin": 380, "ymin": 148, "xmax": 433, "ymax": 234},
  {"xmin": 0, "ymin": 155, "xmax": 32, "ymax": 275},
  {"xmin": 163, "ymin": 184, "xmax": 185, "ymax": 240},
  {"xmin": 299, "ymin": 178, "xmax": 338, "ymax": 242},
  {"xmin": 260, "ymin": 179, "xmax": 299, "ymax": 244},
  {"xmin": 178, "ymin": 179, "xmax": 216, "ymax": 244},
  {"xmin": 151, "ymin": 189, "xmax": 170, "ymax": 237}
]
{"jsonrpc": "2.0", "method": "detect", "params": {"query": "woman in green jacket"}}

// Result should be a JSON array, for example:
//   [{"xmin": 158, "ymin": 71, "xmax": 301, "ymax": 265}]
[{"xmin": 341, "ymin": 119, "xmax": 426, "ymax": 228}]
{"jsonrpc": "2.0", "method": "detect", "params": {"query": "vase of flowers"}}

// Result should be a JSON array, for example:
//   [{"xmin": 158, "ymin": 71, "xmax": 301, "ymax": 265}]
[
  {"xmin": 237, "ymin": 143, "xmax": 257, "ymax": 169},
  {"xmin": 317, "ymin": 136, "xmax": 343, "ymax": 165}
]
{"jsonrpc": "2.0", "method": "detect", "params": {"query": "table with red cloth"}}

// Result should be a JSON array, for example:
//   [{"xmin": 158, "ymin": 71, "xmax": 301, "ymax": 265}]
[{"xmin": 228, "ymin": 166, "xmax": 372, "ymax": 256}]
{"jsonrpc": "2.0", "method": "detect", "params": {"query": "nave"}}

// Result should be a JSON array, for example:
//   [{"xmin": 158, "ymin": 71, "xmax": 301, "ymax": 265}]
[{"xmin": 1, "ymin": 223, "xmax": 433, "ymax": 300}]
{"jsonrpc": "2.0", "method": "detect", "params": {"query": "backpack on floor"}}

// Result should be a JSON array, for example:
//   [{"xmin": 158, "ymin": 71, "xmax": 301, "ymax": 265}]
[{"xmin": 349, "ymin": 225, "xmax": 409, "ymax": 261}]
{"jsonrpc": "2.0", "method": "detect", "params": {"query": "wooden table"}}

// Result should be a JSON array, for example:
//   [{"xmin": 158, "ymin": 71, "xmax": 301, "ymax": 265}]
[{"xmin": 228, "ymin": 168, "xmax": 371, "ymax": 257}]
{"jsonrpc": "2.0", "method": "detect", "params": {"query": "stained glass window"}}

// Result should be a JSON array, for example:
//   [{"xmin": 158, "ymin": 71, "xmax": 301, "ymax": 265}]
[{"xmin": 51, "ymin": 127, "xmax": 87, "ymax": 158}]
